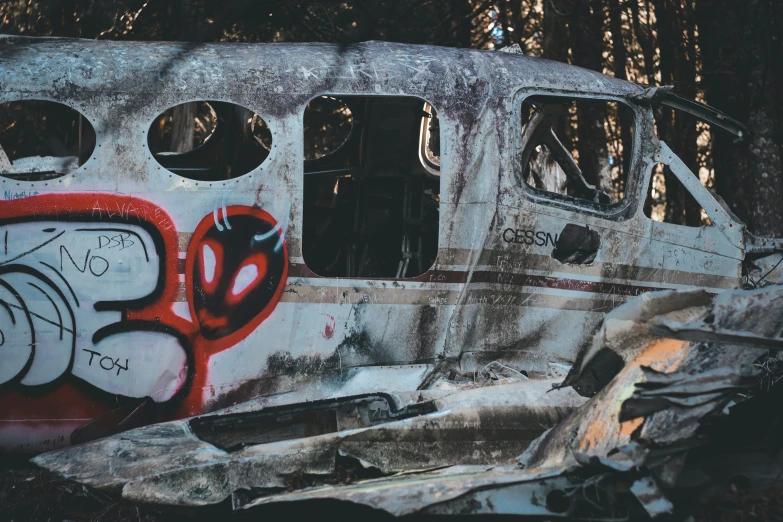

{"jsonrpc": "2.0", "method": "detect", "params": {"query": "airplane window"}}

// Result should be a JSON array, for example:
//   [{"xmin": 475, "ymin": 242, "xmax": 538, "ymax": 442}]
[
  {"xmin": 518, "ymin": 96, "xmax": 635, "ymax": 206},
  {"xmin": 148, "ymin": 101, "xmax": 272, "ymax": 181},
  {"xmin": 0, "ymin": 100, "xmax": 96, "ymax": 181},
  {"xmin": 302, "ymin": 96, "xmax": 440, "ymax": 279}
]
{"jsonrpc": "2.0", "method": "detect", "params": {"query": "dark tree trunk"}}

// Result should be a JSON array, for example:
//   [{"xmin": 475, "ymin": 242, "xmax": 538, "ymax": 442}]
[
  {"xmin": 497, "ymin": 0, "xmax": 509, "ymax": 46},
  {"xmin": 697, "ymin": 0, "xmax": 783, "ymax": 236},
  {"xmin": 543, "ymin": 0, "xmax": 572, "ymax": 148},
  {"xmin": 656, "ymin": 0, "xmax": 702, "ymax": 226},
  {"xmin": 630, "ymin": 0, "xmax": 656, "ymax": 85},
  {"xmin": 608, "ymin": 0, "xmax": 627, "ymax": 81},
  {"xmin": 352, "ymin": 0, "xmax": 381, "ymax": 42},
  {"xmin": 608, "ymin": 0, "xmax": 633, "ymax": 198},
  {"xmin": 674, "ymin": 0, "xmax": 702, "ymax": 226},
  {"xmin": 450, "ymin": 0, "xmax": 475, "ymax": 48},
  {"xmin": 543, "ymin": 0, "xmax": 569, "ymax": 64},
  {"xmin": 49, "ymin": 0, "xmax": 76, "ymax": 37},
  {"xmin": 653, "ymin": 0, "xmax": 690, "ymax": 225},
  {"xmin": 568, "ymin": 0, "xmax": 611, "ymax": 193}
]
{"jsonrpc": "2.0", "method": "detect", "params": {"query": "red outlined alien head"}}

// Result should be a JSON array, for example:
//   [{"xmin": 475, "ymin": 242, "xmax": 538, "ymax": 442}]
[{"xmin": 186, "ymin": 206, "xmax": 288, "ymax": 352}]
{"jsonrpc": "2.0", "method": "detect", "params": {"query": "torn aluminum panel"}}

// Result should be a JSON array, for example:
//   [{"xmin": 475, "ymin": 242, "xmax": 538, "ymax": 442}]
[
  {"xmin": 551, "ymin": 223, "xmax": 602, "ymax": 265},
  {"xmin": 237, "ymin": 465, "xmax": 619, "ymax": 517}
]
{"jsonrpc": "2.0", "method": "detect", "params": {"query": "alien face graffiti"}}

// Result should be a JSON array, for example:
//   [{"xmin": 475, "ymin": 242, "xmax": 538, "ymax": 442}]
[{"xmin": 187, "ymin": 206, "xmax": 288, "ymax": 347}]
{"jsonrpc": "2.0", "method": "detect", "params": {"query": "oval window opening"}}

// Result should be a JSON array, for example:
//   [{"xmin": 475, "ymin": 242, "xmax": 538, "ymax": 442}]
[
  {"xmin": 148, "ymin": 101, "xmax": 271, "ymax": 181},
  {"xmin": 304, "ymin": 96, "xmax": 353, "ymax": 161},
  {"xmin": 0, "ymin": 100, "xmax": 96, "ymax": 181}
]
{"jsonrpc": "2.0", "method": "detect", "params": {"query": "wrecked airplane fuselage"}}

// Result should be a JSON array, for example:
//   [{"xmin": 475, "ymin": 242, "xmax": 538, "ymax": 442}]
[{"xmin": 0, "ymin": 36, "xmax": 771, "ymax": 458}]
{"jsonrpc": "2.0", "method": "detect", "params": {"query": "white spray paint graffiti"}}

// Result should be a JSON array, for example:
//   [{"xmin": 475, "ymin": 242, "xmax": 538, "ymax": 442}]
[{"xmin": 0, "ymin": 221, "xmax": 188, "ymax": 401}]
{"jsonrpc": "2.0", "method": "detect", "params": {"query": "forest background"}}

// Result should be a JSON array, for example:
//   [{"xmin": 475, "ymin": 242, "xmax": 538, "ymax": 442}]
[{"xmin": 1, "ymin": 0, "xmax": 781, "ymax": 235}]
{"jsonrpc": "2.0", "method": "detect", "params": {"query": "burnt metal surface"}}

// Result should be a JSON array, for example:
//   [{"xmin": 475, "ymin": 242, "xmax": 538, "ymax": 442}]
[
  {"xmin": 189, "ymin": 393, "xmax": 438, "ymax": 451},
  {"xmin": 0, "ymin": 35, "xmax": 773, "ymax": 465}
]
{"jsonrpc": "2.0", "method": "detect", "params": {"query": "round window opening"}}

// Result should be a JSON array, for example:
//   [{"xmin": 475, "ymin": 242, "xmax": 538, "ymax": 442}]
[
  {"xmin": 148, "ymin": 101, "xmax": 272, "ymax": 182},
  {"xmin": 0, "ymin": 100, "xmax": 96, "ymax": 181},
  {"xmin": 303, "ymin": 96, "xmax": 353, "ymax": 161}
]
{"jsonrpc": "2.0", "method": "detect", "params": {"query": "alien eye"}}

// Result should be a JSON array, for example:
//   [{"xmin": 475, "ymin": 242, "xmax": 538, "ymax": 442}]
[
  {"xmin": 203, "ymin": 245, "xmax": 216, "ymax": 281},
  {"xmin": 232, "ymin": 264, "xmax": 257, "ymax": 295},
  {"xmin": 227, "ymin": 253, "xmax": 268, "ymax": 305},
  {"xmin": 200, "ymin": 239, "xmax": 223, "ymax": 294}
]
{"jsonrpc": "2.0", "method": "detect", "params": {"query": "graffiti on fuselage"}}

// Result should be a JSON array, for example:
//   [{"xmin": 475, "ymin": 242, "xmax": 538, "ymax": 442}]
[
  {"xmin": 187, "ymin": 206, "xmax": 288, "ymax": 351},
  {"xmin": 0, "ymin": 194, "xmax": 287, "ymax": 413}
]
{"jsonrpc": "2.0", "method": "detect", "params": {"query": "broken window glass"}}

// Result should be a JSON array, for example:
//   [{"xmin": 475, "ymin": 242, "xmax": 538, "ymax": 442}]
[
  {"xmin": 0, "ymin": 100, "xmax": 96, "ymax": 181},
  {"xmin": 518, "ymin": 96, "xmax": 635, "ymax": 206},
  {"xmin": 148, "ymin": 101, "xmax": 272, "ymax": 181},
  {"xmin": 303, "ymin": 96, "xmax": 440, "ymax": 279}
]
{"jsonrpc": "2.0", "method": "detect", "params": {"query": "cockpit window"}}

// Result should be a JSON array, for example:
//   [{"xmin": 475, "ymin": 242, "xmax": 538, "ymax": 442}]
[{"xmin": 518, "ymin": 95, "xmax": 635, "ymax": 206}]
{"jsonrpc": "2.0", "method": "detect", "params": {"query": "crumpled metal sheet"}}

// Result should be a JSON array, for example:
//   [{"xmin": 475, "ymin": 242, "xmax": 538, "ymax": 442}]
[
  {"xmin": 620, "ymin": 366, "xmax": 755, "ymax": 420},
  {"xmin": 32, "ymin": 378, "xmax": 585, "ymax": 507},
  {"xmin": 561, "ymin": 288, "xmax": 713, "ymax": 396},
  {"xmin": 235, "ymin": 465, "xmax": 575, "ymax": 516},
  {"xmin": 629, "ymin": 476, "xmax": 674, "ymax": 518}
]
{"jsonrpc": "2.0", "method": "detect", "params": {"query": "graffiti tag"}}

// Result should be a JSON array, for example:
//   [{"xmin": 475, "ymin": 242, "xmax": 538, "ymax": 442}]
[{"xmin": 82, "ymin": 349, "xmax": 129, "ymax": 376}]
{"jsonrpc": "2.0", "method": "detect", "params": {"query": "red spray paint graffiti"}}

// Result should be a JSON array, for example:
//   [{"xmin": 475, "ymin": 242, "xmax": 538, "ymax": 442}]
[
  {"xmin": 186, "ymin": 206, "xmax": 289, "ymax": 354},
  {"xmin": 0, "ymin": 194, "xmax": 287, "ymax": 450},
  {"xmin": 183, "ymin": 205, "xmax": 288, "ymax": 413}
]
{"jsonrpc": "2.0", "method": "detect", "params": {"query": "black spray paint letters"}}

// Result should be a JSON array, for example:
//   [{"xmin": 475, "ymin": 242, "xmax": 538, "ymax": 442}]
[
  {"xmin": 60, "ymin": 246, "xmax": 109, "ymax": 277},
  {"xmin": 502, "ymin": 228, "xmax": 559, "ymax": 247},
  {"xmin": 97, "ymin": 233, "xmax": 135, "ymax": 251},
  {"xmin": 83, "ymin": 349, "xmax": 129, "ymax": 376}
]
